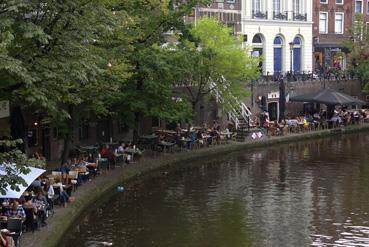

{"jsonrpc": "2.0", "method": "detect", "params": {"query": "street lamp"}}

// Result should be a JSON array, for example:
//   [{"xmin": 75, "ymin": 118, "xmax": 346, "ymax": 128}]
[
  {"xmin": 289, "ymin": 42, "xmax": 294, "ymax": 75},
  {"xmin": 251, "ymin": 50, "xmax": 260, "ymax": 107}
]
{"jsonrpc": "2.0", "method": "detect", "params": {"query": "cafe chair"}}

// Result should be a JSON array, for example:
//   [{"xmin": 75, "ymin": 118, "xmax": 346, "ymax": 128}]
[
  {"xmin": 52, "ymin": 186, "xmax": 61, "ymax": 206},
  {"xmin": 68, "ymin": 171, "xmax": 79, "ymax": 191},
  {"xmin": 7, "ymin": 218, "xmax": 23, "ymax": 247}
]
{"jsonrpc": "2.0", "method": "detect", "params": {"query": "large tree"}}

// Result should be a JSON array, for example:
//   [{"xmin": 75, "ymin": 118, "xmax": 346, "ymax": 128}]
[
  {"xmin": 0, "ymin": 0, "xmax": 133, "ymax": 162},
  {"xmin": 111, "ymin": 0, "xmax": 203, "ymax": 138},
  {"xmin": 172, "ymin": 17, "xmax": 259, "ymax": 116},
  {"xmin": 345, "ymin": 13, "xmax": 369, "ymax": 93}
]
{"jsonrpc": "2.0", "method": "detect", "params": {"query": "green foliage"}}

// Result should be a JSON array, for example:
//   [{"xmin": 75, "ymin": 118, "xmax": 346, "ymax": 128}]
[
  {"xmin": 109, "ymin": 0, "xmax": 200, "ymax": 128},
  {"xmin": 0, "ymin": 139, "xmax": 39, "ymax": 196},
  {"xmin": 345, "ymin": 13, "xmax": 369, "ymax": 93},
  {"xmin": 171, "ymin": 17, "xmax": 259, "ymax": 110}
]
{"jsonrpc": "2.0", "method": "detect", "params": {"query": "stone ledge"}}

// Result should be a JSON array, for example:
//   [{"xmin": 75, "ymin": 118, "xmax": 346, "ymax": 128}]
[{"xmin": 23, "ymin": 124, "xmax": 369, "ymax": 247}]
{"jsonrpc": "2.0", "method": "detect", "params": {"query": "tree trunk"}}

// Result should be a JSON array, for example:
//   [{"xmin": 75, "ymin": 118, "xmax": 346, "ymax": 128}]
[
  {"xmin": 10, "ymin": 106, "xmax": 26, "ymax": 153},
  {"xmin": 61, "ymin": 105, "xmax": 74, "ymax": 165},
  {"xmin": 133, "ymin": 112, "xmax": 141, "ymax": 143},
  {"xmin": 133, "ymin": 65, "xmax": 144, "ymax": 144}
]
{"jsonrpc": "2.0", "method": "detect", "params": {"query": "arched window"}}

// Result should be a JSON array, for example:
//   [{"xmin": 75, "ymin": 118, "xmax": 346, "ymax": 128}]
[
  {"xmin": 293, "ymin": 36, "xmax": 302, "ymax": 46},
  {"xmin": 292, "ymin": 36, "xmax": 302, "ymax": 73},
  {"xmin": 273, "ymin": 36, "xmax": 283, "ymax": 74},
  {"xmin": 274, "ymin": 36, "xmax": 283, "ymax": 45},
  {"xmin": 252, "ymin": 34, "xmax": 263, "ymax": 44},
  {"xmin": 252, "ymin": 34, "xmax": 264, "ymax": 73}
]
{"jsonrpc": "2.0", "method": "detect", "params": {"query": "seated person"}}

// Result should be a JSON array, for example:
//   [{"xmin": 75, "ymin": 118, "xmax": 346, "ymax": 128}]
[
  {"xmin": 32, "ymin": 188, "xmax": 48, "ymax": 226},
  {"xmin": 5, "ymin": 200, "xmax": 25, "ymax": 221},
  {"xmin": 117, "ymin": 143, "xmax": 125, "ymax": 154},
  {"xmin": 43, "ymin": 181, "xmax": 54, "ymax": 204},
  {"xmin": 33, "ymin": 151, "xmax": 45, "ymax": 161},
  {"xmin": 100, "ymin": 145, "xmax": 115, "ymax": 168},
  {"xmin": 60, "ymin": 161, "xmax": 70, "ymax": 173},
  {"xmin": 31, "ymin": 177, "xmax": 42, "ymax": 190},
  {"xmin": 54, "ymin": 178, "xmax": 74, "ymax": 208},
  {"xmin": 85, "ymin": 154, "xmax": 97, "ymax": 177},
  {"xmin": 100, "ymin": 145, "xmax": 110, "ymax": 158},
  {"xmin": 23, "ymin": 194, "xmax": 38, "ymax": 231},
  {"xmin": 0, "ymin": 229, "xmax": 15, "ymax": 247},
  {"xmin": 60, "ymin": 161, "xmax": 71, "ymax": 184}
]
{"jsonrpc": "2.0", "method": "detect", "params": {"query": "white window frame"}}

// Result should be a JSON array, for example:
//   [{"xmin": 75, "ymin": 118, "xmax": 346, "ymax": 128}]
[
  {"xmin": 319, "ymin": 12, "xmax": 328, "ymax": 34},
  {"xmin": 293, "ymin": 0, "xmax": 301, "ymax": 14},
  {"xmin": 320, "ymin": 0, "xmax": 328, "ymax": 4},
  {"xmin": 335, "ymin": 12, "xmax": 344, "ymax": 34},
  {"xmin": 336, "ymin": 0, "xmax": 344, "ymax": 5},
  {"xmin": 273, "ymin": 0, "xmax": 281, "ymax": 13},
  {"xmin": 355, "ymin": 0, "xmax": 363, "ymax": 13},
  {"xmin": 253, "ymin": 0, "xmax": 263, "ymax": 12}
]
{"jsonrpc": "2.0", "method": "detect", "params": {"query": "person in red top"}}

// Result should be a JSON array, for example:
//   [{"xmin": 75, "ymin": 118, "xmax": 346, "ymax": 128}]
[
  {"xmin": 100, "ymin": 145, "xmax": 110, "ymax": 158},
  {"xmin": 0, "ymin": 229, "xmax": 12, "ymax": 247},
  {"xmin": 100, "ymin": 144, "xmax": 115, "ymax": 169}
]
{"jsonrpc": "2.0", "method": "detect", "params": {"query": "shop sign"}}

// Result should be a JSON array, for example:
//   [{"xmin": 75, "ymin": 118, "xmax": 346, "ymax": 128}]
[
  {"xmin": 268, "ymin": 92, "xmax": 280, "ymax": 99},
  {"xmin": 0, "ymin": 101, "xmax": 9, "ymax": 119}
]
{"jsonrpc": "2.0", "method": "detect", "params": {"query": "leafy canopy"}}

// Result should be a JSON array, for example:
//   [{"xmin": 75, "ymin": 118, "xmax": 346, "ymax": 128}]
[
  {"xmin": 173, "ymin": 17, "xmax": 259, "ymax": 109},
  {"xmin": 345, "ymin": 13, "xmax": 369, "ymax": 93}
]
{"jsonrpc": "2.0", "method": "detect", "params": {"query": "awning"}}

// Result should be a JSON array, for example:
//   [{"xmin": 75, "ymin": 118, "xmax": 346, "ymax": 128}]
[
  {"xmin": 290, "ymin": 88, "xmax": 366, "ymax": 106},
  {"xmin": 0, "ymin": 164, "xmax": 46, "ymax": 199}
]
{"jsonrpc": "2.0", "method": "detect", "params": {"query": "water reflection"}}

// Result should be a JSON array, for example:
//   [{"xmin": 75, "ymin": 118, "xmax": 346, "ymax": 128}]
[{"xmin": 62, "ymin": 133, "xmax": 369, "ymax": 247}]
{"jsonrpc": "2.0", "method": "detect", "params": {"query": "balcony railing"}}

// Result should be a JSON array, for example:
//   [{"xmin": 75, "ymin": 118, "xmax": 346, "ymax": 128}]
[
  {"xmin": 273, "ymin": 11, "xmax": 288, "ymax": 20},
  {"xmin": 293, "ymin": 12, "xmax": 307, "ymax": 21},
  {"xmin": 252, "ymin": 10, "xmax": 268, "ymax": 19}
]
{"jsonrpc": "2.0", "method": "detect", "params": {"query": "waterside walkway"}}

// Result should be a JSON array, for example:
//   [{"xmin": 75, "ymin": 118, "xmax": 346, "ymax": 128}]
[{"xmin": 23, "ymin": 124, "xmax": 369, "ymax": 247}]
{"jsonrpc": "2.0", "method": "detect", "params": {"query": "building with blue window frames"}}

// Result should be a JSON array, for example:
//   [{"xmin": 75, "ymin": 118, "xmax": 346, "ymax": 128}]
[{"xmin": 242, "ymin": 0, "xmax": 313, "ymax": 75}]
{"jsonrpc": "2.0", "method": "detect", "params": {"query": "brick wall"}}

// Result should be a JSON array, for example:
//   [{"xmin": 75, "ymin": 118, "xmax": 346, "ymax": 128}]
[{"xmin": 312, "ymin": 0, "xmax": 353, "ymax": 44}]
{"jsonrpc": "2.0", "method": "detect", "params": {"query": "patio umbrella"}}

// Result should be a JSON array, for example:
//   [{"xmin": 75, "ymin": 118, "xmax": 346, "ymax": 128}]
[
  {"xmin": 290, "ymin": 88, "xmax": 366, "ymax": 106},
  {"xmin": 0, "ymin": 164, "xmax": 46, "ymax": 199}
]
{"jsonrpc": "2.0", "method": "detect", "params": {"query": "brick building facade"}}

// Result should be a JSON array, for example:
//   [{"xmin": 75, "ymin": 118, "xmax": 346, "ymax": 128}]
[
  {"xmin": 312, "ymin": 0, "xmax": 353, "ymax": 71},
  {"xmin": 188, "ymin": 0, "xmax": 242, "ymax": 34}
]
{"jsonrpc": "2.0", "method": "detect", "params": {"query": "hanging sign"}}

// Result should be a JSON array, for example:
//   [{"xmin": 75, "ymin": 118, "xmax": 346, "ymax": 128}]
[
  {"xmin": 0, "ymin": 101, "xmax": 9, "ymax": 119},
  {"xmin": 267, "ymin": 92, "xmax": 280, "ymax": 99}
]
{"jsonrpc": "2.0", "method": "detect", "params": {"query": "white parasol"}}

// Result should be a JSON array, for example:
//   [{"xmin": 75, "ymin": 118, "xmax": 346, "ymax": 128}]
[{"xmin": 0, "ymin": 164, "xmax": 46, "ymax": 199}]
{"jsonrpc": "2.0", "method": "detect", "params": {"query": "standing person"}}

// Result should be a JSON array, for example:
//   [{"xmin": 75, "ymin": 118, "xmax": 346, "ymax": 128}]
[{"xmin": 175, "ymin": 123, "xmax": 182, "ymax": 146}]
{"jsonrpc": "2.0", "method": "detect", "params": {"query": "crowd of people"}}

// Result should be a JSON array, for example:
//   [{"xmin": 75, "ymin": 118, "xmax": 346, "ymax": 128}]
[
  {"xmin": 150, "ymin": 121, "xmax": 232, "ymax": 152},
  {"xmin": 0, "ymin": 140, "xmax": 144, "ymax": 246},
  {"xmin": 1, "ymin": 109, "xmax": 368, "ymax": 246},
  {"xmin": 258, "ymin": 109, "xmax": 369, "ymax": 136}
]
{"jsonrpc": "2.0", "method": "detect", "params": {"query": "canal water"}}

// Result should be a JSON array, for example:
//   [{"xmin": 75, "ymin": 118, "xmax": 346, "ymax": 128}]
[{"xmin": 62, "ymin": 133, "xmax": 369, "ymax": 247}]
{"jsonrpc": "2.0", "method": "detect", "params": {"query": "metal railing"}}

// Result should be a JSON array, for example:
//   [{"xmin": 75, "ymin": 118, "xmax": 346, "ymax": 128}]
[
  {"xmin": 252, "ymin": 10, "xmax": 268, "ymax": 19},
  {"xmin": 293, "ymin": 12, "xmax": 307, "ymax": 21},
  {"xmin": 255, "ymin": 70, "xmax": 356, "ymax": 84},
  {"xmin": 273, "ymin": 11, "xmax": 288, "ymax": 20},
  {"xmin": 210, "ymin": 78, "xmax": 252, "ymax": 129}
]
